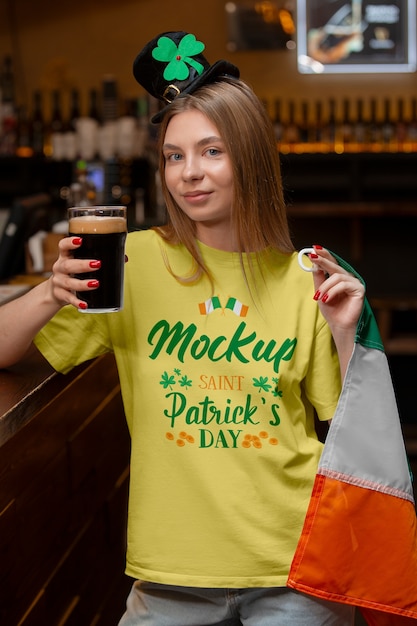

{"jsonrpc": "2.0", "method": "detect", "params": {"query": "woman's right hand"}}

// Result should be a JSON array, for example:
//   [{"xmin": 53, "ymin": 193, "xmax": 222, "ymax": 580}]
[{"xmin": 49, "ymin": 236, "xmax": 100, "ymax": 310}]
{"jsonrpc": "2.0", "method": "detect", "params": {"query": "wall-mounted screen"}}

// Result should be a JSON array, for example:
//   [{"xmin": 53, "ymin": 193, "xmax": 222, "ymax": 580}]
[{"xmin": 297, "ymin": 0, "xmax": 416, "ymax": 73}]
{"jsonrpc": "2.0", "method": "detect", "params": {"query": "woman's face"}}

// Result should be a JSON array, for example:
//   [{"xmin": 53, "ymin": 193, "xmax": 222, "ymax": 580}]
[{"xmin": 162, "ymin": 109, "xmax": 235, "ymax": 249}]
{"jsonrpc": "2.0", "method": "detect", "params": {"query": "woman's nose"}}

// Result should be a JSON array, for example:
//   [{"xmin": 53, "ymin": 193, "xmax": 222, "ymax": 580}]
[{"xmin": 182, "ymin": 156, "xmax": 203, "ymax": 181}]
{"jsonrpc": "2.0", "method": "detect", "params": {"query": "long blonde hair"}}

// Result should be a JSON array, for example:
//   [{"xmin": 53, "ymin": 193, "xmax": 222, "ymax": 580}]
[{"xmin": 153, "ymin": 78, "xmax": 294, "ymax": 283}]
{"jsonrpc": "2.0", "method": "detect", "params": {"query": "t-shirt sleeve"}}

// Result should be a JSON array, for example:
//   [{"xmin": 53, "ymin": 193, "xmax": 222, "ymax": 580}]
[
  {"xmin": 34, "ymin": 305, "xmax": 113, "ymax": 374},
  {"xmin": 304, "ymin": 319, "xmax": 342, "ymax": 422}
]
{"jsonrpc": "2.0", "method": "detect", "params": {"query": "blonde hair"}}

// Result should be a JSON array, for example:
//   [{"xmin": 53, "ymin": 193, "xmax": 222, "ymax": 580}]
[{"xmin": 153, "ymin": 78, "xmax": 294, "ymax": 283}]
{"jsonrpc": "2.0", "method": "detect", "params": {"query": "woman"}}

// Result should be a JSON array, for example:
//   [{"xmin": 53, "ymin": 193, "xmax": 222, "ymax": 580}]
[{"xmin": 0, "ymin": 32, "xmax": 364, "ymax": 625}]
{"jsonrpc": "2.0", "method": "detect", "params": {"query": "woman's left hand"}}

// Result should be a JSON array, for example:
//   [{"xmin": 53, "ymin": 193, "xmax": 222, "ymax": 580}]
[{"xmin": 308, "ymin": 246, "xmax": 365, "ymax": 334}]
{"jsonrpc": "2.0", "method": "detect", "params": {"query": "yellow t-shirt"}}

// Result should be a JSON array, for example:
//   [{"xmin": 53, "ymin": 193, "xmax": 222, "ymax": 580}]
[{"xmin": 35, "ymin": 229, "xmax": 341, "ymax": 588}]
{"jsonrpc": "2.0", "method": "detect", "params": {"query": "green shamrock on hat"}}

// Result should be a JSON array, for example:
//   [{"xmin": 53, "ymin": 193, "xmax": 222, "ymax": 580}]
[{"xmin": 152, "ymin": 33, "xmax": 205, "ymax": 81}]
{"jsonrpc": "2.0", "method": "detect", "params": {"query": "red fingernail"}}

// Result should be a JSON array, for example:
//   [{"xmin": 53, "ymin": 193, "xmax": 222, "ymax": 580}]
[
  {"xmin": 72, "ymin": 237, "xmax": 82, "ymax": 245},
  {"xmin": 89, "ymin": 260, "xmax": 101, "ymax": 269},
  {"xmin": 309, "ymin": 253, "xmax": 319, "ymax": 259},
  {"xmin": 313, "ymin": 290, "xmax": 321, "ymax": 301},
  {"xmin": 87, "ymin": 280, "xmax": 99, "ymax": 288},
  {"xmin": 125, "ymin": 254, "xmax": 129, "ymax": 263},
  {"xmin": 322, "ymin": 293, "xmax": 329, "ymax": 303},
  {"xmin": 313, "ymin": 244, "xmax": 323, "ymax": 250},
  {"xmin": 78, "ymin": 301, "xmax": 88, "ymax": 310}
]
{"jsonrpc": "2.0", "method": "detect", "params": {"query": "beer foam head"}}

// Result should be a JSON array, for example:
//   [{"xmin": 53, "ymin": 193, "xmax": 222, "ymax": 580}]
[{"xmin": 69, "ymin": 215, "xmax": 126, "ymax": 234}]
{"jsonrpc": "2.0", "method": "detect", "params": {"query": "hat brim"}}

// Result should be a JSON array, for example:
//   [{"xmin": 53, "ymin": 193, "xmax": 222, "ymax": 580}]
[{"xmin": 151, "ymin": 59, "xmax": 240, "ymax": 123}]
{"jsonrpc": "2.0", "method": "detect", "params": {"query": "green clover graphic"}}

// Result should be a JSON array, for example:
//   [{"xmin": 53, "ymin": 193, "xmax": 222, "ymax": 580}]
[
  {"xmin": 179, "ymin": 375, "xmax": 193, "ymax": 389},
  {"xmin": 272, "ymin": 377, "xmax": 283, "ymax": 398},
  {"xmin": 160, "ymin": 369, "xmax": 194, "ymax": 391},
  {"xmin": 160, "ymin": 371, "xmax": 176, "ymax": 390},
  {"xmin": 253, "ymin": 376, "xmax": 272, "ymax": 393},
  {"xmin": 152, "ymin": 34, "xmax": 205, "ymax": 81}
]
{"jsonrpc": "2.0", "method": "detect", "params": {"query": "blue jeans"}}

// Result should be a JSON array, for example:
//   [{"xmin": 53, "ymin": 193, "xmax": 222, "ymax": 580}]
[{"xmin": 118, "ymin": 582, "xmax": 355, "ymax": 626}]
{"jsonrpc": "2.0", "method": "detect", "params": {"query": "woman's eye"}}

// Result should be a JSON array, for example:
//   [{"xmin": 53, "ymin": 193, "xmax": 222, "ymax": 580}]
[
  {"xmin": 206, "ymin": 147, "xmax": 220, "ymax": 157},
  {"xmin": 166, "ymin": 153, "xmax": 182, "ymax": 161}
]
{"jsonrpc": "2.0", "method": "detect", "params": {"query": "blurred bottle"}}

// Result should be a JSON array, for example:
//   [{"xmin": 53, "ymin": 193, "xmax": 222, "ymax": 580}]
[
  {"xmin": 366, "ymin": 98, "xmax": 380, "ymax": 151},
  {"xmin": 324, "ymin": 98, "xmax": 337, "ymax": 152},
  {"xmin": 352, "ymin": 99, "xmax": 366, "ymax": 151},
  {"xmin": 0, "ymin": 55, "xmax": 17, "ymax": 155},
  {"xmin": 298, "ymin": 100, "xmax": 311, "ymax": 149},
  {"xmin": 64, "ymin": 88, "xmax": 80, "ymax": 160},
  {"xmin": 98, "ymin": 76, "xmax": 118, "ymax": 160},
  {"xmin": 16, "ymin": 105, "xmax": 33, "ymax": 157},
  {"xmin": 341, "ymin": 99, "xmax": 353, "ymax": 151},
  {"xmin": 69, "ymin": 88, "xmax": 81, "ymax": 127},
  {"xmin": 45, "ymin": 90, "xmax": 65, "ymax": 159},
  {"xmin": 381, "ymin": 99, "xmax": 395, "ymax": 151},
  {"xmin": 1, "ymin": 55, "xmax": 15, "ymax": 104},
  {"xmin": 102, "ymin": 75, "xmax": 118, "ymax": 122},
  {"xmin": 395, "ymin": 98, "xmax": 407, "ymax": 152},
  {"xmin": 273, "ymin": 99, "xmax": 283, "ymax": 145},
  {"xmin": 76, "ymin": 88, "xmax": 100, "ymax": 162},
  {"xmin": 88, "ymin": 88, "xmax": 101, "ymax": 123},
  {"xmin": 116, "ymin": 98, "xmax": 137, "ymax": 159},
  {"xmin": 406, "ymin": 97, "xmax": 417, "ymax": 152},
  {"xmin": 30, "ymin": 90, "xmax": 45, "ymax": 156},
  {"xmin": 283, "ymin": 100, "xmax": 299, "ymax": 152},
  {"xmin": 135, "ymin": 96, "xmax": 149, "ymax": 158},
  {"xmin": 312, "ymin": 100, "xmax": 325, "ymax": 151}
]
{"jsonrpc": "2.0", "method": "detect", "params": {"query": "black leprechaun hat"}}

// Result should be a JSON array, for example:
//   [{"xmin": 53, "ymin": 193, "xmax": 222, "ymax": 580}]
[{"xmin": 133, "ymin": 31, "xmax": 240, "ymax": 123}]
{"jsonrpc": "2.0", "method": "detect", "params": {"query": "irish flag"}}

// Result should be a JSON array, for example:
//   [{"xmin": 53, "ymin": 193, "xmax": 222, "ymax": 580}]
[
  {"xmin": 287, "ymin": 256, "xmax": 417, "ymax": 625},
  {"xmin": 199, "ymin": 296, "xmax": 222, "ymax": 315},
  {"xmin": 225, "ymin": 297, "xmax": 249, "ymax": 317}
]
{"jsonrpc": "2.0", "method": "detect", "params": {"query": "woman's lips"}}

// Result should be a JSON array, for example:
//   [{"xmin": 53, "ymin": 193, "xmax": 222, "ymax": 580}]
[{"xmin": 183, "ymin": 191, "xmax": 211, "ymax": 203}]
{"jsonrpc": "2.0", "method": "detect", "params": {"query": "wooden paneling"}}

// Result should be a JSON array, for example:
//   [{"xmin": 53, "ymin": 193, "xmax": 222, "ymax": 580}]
[{"xmin": 0, "ymin": 351, "xmax": 132, "ymax": 626}]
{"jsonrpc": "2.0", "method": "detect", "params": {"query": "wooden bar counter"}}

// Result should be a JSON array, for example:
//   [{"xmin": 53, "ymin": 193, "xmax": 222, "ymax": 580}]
[{"xmin": 0, "ymin": 348, "xmax": 132, "ymax": 626}]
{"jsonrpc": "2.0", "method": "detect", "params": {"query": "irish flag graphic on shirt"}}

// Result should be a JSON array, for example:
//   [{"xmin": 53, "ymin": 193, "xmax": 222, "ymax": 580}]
[
  {"xmin": 198, "ymin": 296, "xmax": 248, "ymax": 317},
  {"xmin": 225, "ymin": 297, "xmax": 249, "ymax": 317},
  {"xmin": 198, "ymin": 296, "xmax": 222, "ymax": 315},
  {"xmin": 287, "ymin": 255, "xmax": 417, "ymax": 625}
]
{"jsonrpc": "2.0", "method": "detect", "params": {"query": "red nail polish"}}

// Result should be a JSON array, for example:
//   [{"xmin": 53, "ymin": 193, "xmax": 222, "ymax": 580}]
[
  {"xmin": 313, "ymin": 244, "xmax": 323, "ymax": 250},
  {"xmin": 309, "ymin": 253, "xmax": 319, "ymax": 259},
  {"xmin": 72, "ymin": 237, "xmax": 82, "ymax": 246},
  {"xmin": 78, "ymin": 302, "xmax": 88, "ymax": 310},
  {"xmin": 87, "ymin": 279, "xmax": 99, "ymax": 288},
  {"xmin": 313, "ymin": 290, "xmax": 321, "ymax": 301},
  {"xmin": 322, "ymin": 293, "xmax": 329, "ymax": 303},
  {"xmin": 89, "ymin": 260, "xmax": 101, "ymax": 269},
  {"xmin": 125, "ymin": 254, "xmax": 129, "ymax": 263}
]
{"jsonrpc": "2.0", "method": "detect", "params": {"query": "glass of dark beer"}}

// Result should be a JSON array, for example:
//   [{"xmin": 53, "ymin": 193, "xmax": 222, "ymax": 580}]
[{"xmin": 68, "ymin": 206, "xmax": 127, "ymax": 313}]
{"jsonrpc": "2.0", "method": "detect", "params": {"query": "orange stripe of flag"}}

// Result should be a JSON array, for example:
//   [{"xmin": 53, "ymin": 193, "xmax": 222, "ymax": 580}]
[{"xmin": 288, "ymin": 474, "xmax": 417, "ymax": 621}]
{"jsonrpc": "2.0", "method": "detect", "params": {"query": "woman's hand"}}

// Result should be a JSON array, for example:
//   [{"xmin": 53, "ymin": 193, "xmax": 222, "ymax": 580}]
[
  {"xmin": 309, "ymin": 246, "xmax": 365, "ymax": 330},
  {"xmin": 308, "ymin": 245, "xmax": 365, "ymax": 377},
  {"xmin": 49, "ymin": 236, "xmax": 100, "ymax": 310}
]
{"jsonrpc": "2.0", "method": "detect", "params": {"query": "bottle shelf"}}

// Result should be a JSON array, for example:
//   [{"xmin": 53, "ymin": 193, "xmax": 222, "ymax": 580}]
[
  {"xmin": 278, "ymin": 151, "xmax": 417, "ymax": 204},
  {"xmin": 278, "ymin": 142, "xmax": 417, "ymax": 155}
]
